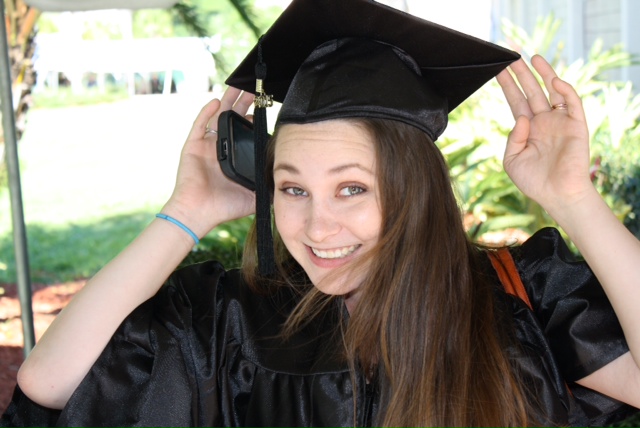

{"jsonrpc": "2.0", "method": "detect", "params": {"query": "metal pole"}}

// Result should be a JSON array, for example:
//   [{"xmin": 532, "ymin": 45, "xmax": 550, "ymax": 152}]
[{"xmin": 0, "ymin": 0, "xmax": 36, "ymax": 356}]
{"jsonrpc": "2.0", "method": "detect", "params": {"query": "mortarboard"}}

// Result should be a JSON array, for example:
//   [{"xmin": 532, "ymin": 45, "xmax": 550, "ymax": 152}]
[
  {"xmin": 226, "ymin": 0, "xmax": 520, "ymax": 139},
  {"xmin": 224, "ymin": 0, "xmax": 520, "ymax": 275}
]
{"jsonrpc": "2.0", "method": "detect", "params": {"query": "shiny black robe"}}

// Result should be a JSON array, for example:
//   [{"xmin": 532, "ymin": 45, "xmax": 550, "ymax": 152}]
[{"xmin": 2, "ymin": 228, "xmax": 638, "ymax": 426}]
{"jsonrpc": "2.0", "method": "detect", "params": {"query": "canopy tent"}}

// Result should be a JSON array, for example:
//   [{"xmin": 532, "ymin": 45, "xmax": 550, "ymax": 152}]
[
  {"xmin": 1, "ymin": 0, "xmax": 180, "ymax": 357},
  {"xmin": 24, "ymin": 0, "xmax": 177, "ymax": 11}
]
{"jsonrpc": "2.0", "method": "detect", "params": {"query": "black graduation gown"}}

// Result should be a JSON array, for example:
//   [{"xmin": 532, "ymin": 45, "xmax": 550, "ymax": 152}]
[{"xmin": 2, "ymin": 227, "xmax": 638, "ymax": 426}]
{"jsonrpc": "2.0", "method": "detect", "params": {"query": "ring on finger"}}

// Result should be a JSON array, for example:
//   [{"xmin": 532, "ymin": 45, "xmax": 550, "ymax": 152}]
[
  {"xmin": 205, "ymin": 127, "xmax": 218, "ymax": 135},
  {"xmin": 551, "ymin": 103, "xmax": 568, "ymax": 110}
]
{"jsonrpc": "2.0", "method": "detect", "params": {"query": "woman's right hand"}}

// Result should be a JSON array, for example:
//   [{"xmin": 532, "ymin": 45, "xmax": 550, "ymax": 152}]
[
  {"xmin": 161, "ymin": 87, "xmax": 256, "ymax": 239},
  {"xmin": 16, "ymin": 87, "xmax": 258, "ymax": 410}
]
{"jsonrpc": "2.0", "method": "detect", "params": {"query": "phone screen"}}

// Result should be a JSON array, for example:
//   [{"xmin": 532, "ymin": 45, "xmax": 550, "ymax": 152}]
[{"xmin": 231, "ymin": 116, "xmax": 255, "ymax": 184}]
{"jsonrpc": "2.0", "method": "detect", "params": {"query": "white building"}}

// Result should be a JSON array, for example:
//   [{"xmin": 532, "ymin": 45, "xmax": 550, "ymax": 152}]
[
  {"xmin": 493, "ymin": 0, "xmax": 640, "ymax": 89},
  {"xmin": 383, "ymin": 0, "xmax": 640, "ymax": 90},
  {"xmin": 33, "ymin": 35, "xmax": 217, "ymax": 95}
]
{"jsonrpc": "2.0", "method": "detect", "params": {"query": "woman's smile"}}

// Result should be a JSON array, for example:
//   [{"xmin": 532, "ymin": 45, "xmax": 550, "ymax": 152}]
[
  {"xmin": 273, "ymin": 119, "xmax": 382, "ymax": 300},
  {"xmin": 310, "ymin": 244, "xmax": 360, "ymax": 260}
]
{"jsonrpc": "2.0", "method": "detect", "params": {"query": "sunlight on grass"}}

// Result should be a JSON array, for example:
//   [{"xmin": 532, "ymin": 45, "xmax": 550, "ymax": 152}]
[
  {"xmin": 32, "ymin": 87, "xmax": 130, "ymax": 110},
  {"xmin": 0, "ymin": 211, "xmax": 155, "ymax": 283},
  {"xmin": 0, "ymin": 91, "xmax": 249, "ymax": 284}
]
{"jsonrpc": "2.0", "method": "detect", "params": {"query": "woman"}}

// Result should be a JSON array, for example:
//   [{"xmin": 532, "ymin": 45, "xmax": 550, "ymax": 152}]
[{"xmin": 4, "ymin": 0, "xmax": 640, "ymax": 426}]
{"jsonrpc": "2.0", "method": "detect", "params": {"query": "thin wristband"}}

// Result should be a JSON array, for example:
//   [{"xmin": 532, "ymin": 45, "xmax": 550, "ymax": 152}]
[{"xmin": 155, "ymin": 213, "xmax": 200, "ymax": 245}]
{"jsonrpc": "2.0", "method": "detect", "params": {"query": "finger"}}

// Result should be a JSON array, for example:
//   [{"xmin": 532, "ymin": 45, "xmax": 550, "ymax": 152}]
[
  {"xmin": 497, "ymin": 67, "xmax": 533, "ymax": 119},
  {"xmin": 232, "ymin": 90, "xmax": 255, "ymax": 115},
  {"xmin": 188, "ymin": 98, "xmax": 221, "ymax": 141},
  {"xmin": 552, "ymin": 76, "xmax": 586, "ymax": 122},
  {"xmin": 531, "ymin": 55, "xmax": 565, "ymax": 108},
  {"xmin": 204, "ymin": 86, "xmax": 247, "ymax": 134},
  {"xmin": 504, "ymin": 115, "xmax": 530, "ymax": 162},
  {"xmin": 509, "ymin": 58, "xmax": 551, "ymax": 115},
  {"xmin": 220, "ymin": 86, "xmax": 244, "ymax": 111}
]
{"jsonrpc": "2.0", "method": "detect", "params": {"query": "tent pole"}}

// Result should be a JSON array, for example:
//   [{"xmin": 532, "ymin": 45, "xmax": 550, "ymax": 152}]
[{"xmin": 0, "ymin": 0, "xmax": 36, "ymax": 356}]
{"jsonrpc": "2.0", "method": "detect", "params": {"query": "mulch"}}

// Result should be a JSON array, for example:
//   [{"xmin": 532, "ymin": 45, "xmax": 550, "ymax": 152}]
[{"xmin": 0, "ymin": 280, "xmax": 85, "ymax": 413}]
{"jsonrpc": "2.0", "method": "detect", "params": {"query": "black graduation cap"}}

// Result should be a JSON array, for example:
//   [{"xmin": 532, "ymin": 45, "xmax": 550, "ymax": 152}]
[
  {"xmin": 224, "ymin": 0, "xmax": 520, "ymax": 275},
  {"xmin": 226, "ymin": 0, "xmax": 520, "ymax": 140}
]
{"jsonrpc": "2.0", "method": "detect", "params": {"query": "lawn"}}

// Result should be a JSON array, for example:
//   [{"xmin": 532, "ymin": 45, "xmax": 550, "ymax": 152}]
[
  {"xmin": 2, "ymin": 89, "xmax": 640, "ymax": 428},
  {"xmin": 0, "ymin": 90, "xmax": 244, "ymax": 284}
]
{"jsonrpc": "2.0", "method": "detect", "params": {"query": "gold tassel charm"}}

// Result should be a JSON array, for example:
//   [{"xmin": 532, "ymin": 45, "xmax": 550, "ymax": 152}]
[{"xmin": 254, "ymin": 78, "xmax": 273, "ymax": 109}]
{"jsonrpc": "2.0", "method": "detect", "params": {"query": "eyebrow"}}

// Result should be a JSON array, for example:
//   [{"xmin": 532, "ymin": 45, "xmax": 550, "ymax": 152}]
[{"xmin": 273, "ymin": 162, "xmax": 373, "ymax": 175}]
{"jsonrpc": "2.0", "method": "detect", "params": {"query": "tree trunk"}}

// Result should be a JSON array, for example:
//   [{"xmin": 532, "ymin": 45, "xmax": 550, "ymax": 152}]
[{"xmin": 1, "ymin": 0, "xmax": 39, "ymax": 188}]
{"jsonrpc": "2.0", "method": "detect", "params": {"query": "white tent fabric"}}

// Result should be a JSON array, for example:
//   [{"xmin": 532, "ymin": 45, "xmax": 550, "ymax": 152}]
[
  {"xmin": 25, "ymin": 0, "xmax": 178, "ymax": 11},
  {"xmin": 3, "ymin": 0, "xmax": 180, "ymax": 356}
]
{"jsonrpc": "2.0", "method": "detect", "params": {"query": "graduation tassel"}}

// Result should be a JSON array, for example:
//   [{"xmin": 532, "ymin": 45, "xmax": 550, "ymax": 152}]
[{"xmin": 254, "ymin": 37, "xmax": 276, "ymax": 276}]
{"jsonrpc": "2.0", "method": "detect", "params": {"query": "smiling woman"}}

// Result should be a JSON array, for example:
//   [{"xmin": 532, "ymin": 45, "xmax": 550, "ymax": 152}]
[
  {"xmin": 3, "ymin": 0, "xmax": 640, "ymax": 426},
  {"xmin": 271, "ymin": 120, "xmax": 381, "ymax": 306}
]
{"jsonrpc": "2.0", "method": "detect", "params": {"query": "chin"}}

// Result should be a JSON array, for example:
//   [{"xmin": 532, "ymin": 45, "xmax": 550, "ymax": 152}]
[{"xmin": 310, "ymin": 270, "xmax": 362, "ymax": 298}]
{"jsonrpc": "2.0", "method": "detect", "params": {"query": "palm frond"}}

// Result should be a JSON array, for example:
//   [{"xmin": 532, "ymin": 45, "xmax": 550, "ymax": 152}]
[
  {"xmin": 170, "ymin": 2, "xmax": 208, "ymax": 38},
  {"xmin": 227, "ymin": 0, "xmax": 262, "ymax": 39}
]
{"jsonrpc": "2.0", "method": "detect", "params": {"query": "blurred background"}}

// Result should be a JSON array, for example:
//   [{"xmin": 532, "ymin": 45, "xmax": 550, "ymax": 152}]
[{"xmin": 1, "ymin": 0, "xmax": 640, "ymax": 420}]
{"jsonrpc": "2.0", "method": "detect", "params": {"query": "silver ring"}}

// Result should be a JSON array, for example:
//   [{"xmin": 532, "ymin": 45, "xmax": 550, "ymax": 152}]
[
  {"xmin": 551, "ymin": 103, "xmax": 568, "ymax": 110},
  {"xmin": 205, "ymin": 127, "xmax": 218, "ymax": 135}
]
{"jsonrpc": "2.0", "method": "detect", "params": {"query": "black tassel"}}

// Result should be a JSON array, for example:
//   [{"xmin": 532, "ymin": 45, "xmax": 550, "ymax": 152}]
[{"xmin": 254, "ymin": 37, "xmax": 276, "ymax": 276}]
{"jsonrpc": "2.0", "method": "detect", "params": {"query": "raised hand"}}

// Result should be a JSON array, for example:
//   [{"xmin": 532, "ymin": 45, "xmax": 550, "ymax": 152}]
[
  {"xmin": 162, "ymin": 87, "xmax": 256, "ymax": 239},
  {"xmin": 496, "ymin": 55, "xmax": 591, "ymax": 215},
  {"xmin": 17, "ymin": 87, "xmax": 259, "ymax": 410},
  {"xmin": 499, "ymin": 56, "xmax": 640, "ymax": 406}
]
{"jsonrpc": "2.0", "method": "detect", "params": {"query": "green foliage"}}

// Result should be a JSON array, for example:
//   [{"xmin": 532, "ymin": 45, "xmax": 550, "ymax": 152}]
[
  {"xmin": 38, "ymin": 1, "xmax": 277, "ymax": 83},
  {"xmin": 180, "ymin": 217, "xmax": 252, "ymax": 270},
  {"xmin": 170, "ymin": 2, "xmax": 208, "ymax": 37},
  {"xmin": 447, "ymin": 14, "xmax": 640, "ymax": 242},
  {"xmin": 501, "ymin": 14, "xmax": 563, "ymax": 62},
  {"xmin": 132, "ymin": 9, "xmax": 176, "ymax": 38},
  {"xmin": 81, "ymin": 19, "xmax": 125, "ymax": 40},
  {"xmin": 613, "ymin": 411, "xmax": 640, "ymax": 427},
  {"xmin": 596, "ymin": 133, "xmax": 640, "ymax": 238},
  {"xmin": 31, "ymin": 86, "xmax": 129, "ymax": 109},
  {"xmin": 0, "ymin": 212, "xmax": 252, "ymax": 284},
  {"xmin": 226, "ymin": 0, "xmax": 262, "ymax": 39},
  {"xmin": 167, "ymin": 0, "xmax": 281, "ymax": 80},
  {"xmin": 0, "ymin": 211, "xmax": 154, "ymax": 283}
]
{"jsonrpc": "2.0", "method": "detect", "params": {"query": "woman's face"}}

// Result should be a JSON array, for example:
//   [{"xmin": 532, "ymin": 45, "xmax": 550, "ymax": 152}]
[{"xmin": 273, "ymin": 119, "xmax": 382, "ymax": 307}]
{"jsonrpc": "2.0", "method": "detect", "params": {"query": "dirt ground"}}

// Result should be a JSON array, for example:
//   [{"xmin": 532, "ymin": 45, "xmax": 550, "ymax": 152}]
[{"xmin": 0, "ymin": 280, "xmax": 85, "ymax": 413}]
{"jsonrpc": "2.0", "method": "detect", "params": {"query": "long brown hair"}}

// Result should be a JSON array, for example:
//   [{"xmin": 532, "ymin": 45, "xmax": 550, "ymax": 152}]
[{"xmin": 243, "ymin": 118, "xmax": 537, "ymax": 426}]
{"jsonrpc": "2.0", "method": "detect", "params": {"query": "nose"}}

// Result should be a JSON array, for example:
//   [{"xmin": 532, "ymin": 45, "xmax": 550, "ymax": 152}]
[{"xmin": 304, "ymin": 199, "xmax": 341, "ymax": 243}]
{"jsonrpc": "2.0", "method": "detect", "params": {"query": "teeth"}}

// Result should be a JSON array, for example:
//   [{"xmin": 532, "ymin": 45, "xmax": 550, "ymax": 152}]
[{"xmin": 312, "ymin": 245, "xmax": 358, "ymax": 259}]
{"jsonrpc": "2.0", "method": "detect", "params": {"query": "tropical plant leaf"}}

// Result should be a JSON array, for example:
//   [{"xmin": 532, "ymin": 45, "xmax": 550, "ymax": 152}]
[{"xmin": 227, "ymin": 0, "xmax": 262, "ymax": 39}]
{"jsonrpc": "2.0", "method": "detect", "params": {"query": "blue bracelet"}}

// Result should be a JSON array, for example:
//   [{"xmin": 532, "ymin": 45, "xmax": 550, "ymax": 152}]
[{"xmin": 155, "ymin": 213, "xmax": 199, "ymax": 245}]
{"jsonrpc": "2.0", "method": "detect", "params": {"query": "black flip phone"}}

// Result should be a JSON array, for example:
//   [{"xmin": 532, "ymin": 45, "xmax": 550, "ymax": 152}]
[{"xmin": 217, "ymin": 110, "xmax": 256, "ymax": 191}]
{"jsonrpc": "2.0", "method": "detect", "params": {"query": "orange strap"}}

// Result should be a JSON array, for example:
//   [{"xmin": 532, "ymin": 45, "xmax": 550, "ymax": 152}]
[
  {"xmin": 487, "ymin": 248, "xmax": 532, "ymax": 309},
  {"xmin": 488, "ymin": 248, "xmax": 574, "ymax": 398}
]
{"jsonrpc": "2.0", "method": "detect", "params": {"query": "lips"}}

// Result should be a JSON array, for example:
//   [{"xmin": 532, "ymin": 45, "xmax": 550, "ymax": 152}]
[{"xmin": 311, "ymin": 245, "xmax": 359, "ymax": 259}]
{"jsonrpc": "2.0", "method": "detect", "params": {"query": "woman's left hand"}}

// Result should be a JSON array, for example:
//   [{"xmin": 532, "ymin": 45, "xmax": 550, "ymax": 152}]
[
  {"xmin": 499, "ymin": 55, "xmax": 640, "ymax": 408},
  {"xmin": 496, "ymin": 55, "xmax": 592, "ymax": 214}
]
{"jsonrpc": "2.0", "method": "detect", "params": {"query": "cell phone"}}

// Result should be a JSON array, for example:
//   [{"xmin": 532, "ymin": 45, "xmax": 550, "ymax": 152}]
[{"xmin": 217, "ymin": 110, "xmax": 256, "ymax": 191}]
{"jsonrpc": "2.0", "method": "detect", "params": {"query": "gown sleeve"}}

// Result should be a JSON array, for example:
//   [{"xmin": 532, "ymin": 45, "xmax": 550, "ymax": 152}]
[
  {"xmin": 1, "ymin": 260, "xmax": 228, "ymax": 427},
  {"xmin": 503, "ymin": 228, "xmax": 639, "ymax": 426},
  {"xmin": 512, "ymin": 227, "xmax": 630, "ymax": 383}
]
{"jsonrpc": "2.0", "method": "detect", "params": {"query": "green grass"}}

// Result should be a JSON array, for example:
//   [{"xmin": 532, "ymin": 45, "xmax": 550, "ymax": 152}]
[
  {"xmin": 0, "ymin": 209, "xmax": 154, "ymax": 283},
  {"xmin": 0, "ymin": 90, "xmax": 236, "ymax": 284},
  {"xmin": 31, "ymin": 86, "xmax": 130, "ymax": 109},
  {"xmin": 0, "ymin": 207, "xmax": 250, "ymax": 284},
  {"xmin": 2, "ymin": 90, "xmax": 640, "ymax": 428}
]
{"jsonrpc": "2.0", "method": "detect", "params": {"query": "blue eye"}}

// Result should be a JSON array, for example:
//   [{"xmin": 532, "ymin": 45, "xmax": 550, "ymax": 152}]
[
  {"xmin": 283, "ymin": 187, "xmax": 307, "ymax": 196},
  {"xmin": 339, "ymin": 186, "xmax": 365, "ymax": 196}
]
